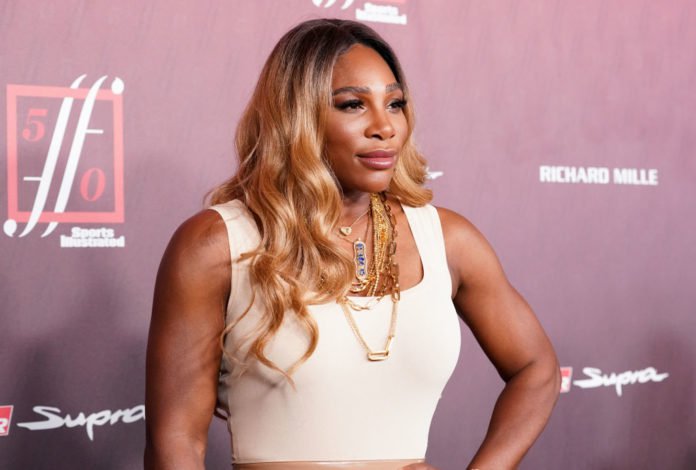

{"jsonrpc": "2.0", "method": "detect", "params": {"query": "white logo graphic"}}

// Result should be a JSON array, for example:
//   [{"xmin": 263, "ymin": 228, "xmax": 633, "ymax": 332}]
[
  {"xmin": 16, "ymin": 404, "xmax": 144, "ymax": 441},
  {"xmin": 312, "ymin": 0, "xmax": 409, "ymax": 25},
  {"xmin": 426, "ymin": 168, "xmax": 443, "ymax": 180},
  {"xmin": 60, "ymin": 226, "xmax": 125, "ymax": 248},
  {"xmin": 356, "ymin": 2, "xmax": 407, "ymax": 25},
  {"xmin": 539, "ymin": 165, "xmax": 659, "ymax": 186},
  {"xmin": 313, "ymin": 0, "xmax": 354, "ymax": 9},
  {"xmin": 572, "ymin": 367, "xmax": 669, "ymax": 397}
]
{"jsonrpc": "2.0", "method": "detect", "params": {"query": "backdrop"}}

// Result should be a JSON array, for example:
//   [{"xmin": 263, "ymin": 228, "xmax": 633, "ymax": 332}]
[{"xmin": 1, "ymin": 1, "xmax": 695, "ymax": 469}]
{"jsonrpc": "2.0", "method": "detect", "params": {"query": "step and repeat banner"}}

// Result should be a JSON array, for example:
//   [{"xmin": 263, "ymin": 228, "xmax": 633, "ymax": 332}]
[{"xmin": 1, "ymin": 1, "xmax": 694, "ymax": 469}]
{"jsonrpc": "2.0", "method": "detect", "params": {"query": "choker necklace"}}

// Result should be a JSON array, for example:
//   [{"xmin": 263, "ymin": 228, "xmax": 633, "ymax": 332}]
[{"xmin": 338, "ymin": 192, "xmax": 400, "ymax": 361}]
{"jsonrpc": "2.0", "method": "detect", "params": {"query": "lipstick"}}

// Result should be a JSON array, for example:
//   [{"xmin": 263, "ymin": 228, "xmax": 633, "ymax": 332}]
[{"xmin": 356, "ymin": 150, "xmax": 397, "ymax": 170}]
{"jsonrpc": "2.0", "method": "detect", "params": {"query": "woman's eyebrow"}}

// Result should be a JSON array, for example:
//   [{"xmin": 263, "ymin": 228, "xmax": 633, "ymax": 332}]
[
  {"xmin": 386, "ymin": 82, "xmax": 402, "ymax": 92},
  {"xmin": 332, "ymin": 82, "xmax": 402, "ymax": 96}
]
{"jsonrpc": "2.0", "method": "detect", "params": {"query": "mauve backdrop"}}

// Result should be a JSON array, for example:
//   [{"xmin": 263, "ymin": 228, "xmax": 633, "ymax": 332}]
[{"xmin": 1, "ymin": 1, "xmax": 694, "ymax": 469}]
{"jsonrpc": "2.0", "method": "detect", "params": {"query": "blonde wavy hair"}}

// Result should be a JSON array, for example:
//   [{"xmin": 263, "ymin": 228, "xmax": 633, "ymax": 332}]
[{"xmin": 208, "ymin": 18, "xmax": 432, "ymax": 380}]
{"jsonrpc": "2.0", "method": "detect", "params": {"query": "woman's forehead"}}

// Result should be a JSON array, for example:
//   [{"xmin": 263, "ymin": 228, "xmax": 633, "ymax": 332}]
[{"xmin": 332, "ymin": 44, "xmax": 397, "ymax": 90}]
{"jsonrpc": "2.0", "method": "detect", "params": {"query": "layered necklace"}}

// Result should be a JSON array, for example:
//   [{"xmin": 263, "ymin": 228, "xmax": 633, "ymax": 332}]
[{"xmin": 337, "ymin": 192, "xmax": 400, "ymax": 361}]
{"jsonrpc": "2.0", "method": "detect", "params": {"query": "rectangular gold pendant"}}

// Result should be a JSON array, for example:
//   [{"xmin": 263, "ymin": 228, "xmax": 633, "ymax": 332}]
[{"xmin": 353, "ymin": 239, "xmax": 368, "ymax": 281}]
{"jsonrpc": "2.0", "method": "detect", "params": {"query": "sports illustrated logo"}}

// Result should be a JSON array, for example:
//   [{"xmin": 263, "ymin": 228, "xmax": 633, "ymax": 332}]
[
  {"xmin": 539, "ymin": 165, "xmax": 659, "ymax": 186},
  {"xmin": 560, "ymin": 366, "xmax": 573, "ymax": 393},
  {"xmin": 356, "ymin": 2, "xmax": 407, "ymax": 25},
  {"xmin": 312, "ymin": 0, "xmax": 408, "ymax": 26},
  {"xmin": 16, "ymin": 404, "xmax": 144, "ymax": 441},
  {"xmin": 0, "ymin": 405, "xmax": 13, "ymax": 436},
  {"xmin": 4, "ymin": 75, "xmax": 126, "ymax": 247},
  {"xmin": 560, "ymin": 366, "xmax": 669, "ymax": 397}
]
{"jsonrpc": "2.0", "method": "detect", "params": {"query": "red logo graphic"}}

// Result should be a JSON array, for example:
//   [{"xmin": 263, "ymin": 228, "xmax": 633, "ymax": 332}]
[
  {"xmin": 560, "ymin": 366, "xmax": 573, "ymax": 393},
  {"xmin": 4, "ymin": 75, "xmax": 124, "ymax": 238},
  {"xmin": 0, "ymin": 405, "xmax": 13, "ymax": 436}
]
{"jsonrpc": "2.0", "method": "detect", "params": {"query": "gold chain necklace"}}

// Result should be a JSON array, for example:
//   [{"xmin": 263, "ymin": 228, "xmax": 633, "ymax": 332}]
[
  {"xmin": 339, "ymin": 299, "xmax": 398, "ymax": 361},
  {"xmin": 338, "ymin": 208, "xmax": 369, "ymax": 236},
  {"xmin": 345, "ymin": 193, "xmax": 392, "ymax": 295},
  {"xmin": 339, "ymin": 192, "xmax": 400, "ymax": 361},
  {"xmin": 338, "ymin": 210, "xmax": 371, "ymax": 289}
]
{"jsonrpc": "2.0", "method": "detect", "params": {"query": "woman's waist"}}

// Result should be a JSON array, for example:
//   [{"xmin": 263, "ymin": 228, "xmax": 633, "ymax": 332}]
[{"xmin": 234, "ymin": 459, "xmax": 424, "ymax": 469}]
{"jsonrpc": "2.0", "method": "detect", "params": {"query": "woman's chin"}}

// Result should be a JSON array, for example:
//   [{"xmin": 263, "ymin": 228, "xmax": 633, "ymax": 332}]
[{"xmin": 338, "ymin": 174, "xmax": 394, "ymax": 195}]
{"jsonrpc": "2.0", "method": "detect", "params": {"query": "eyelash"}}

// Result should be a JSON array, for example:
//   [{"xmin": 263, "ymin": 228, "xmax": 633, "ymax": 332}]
[{"xmin": 335, "ymin": 99, "xmax": 408, "ymax": 111}]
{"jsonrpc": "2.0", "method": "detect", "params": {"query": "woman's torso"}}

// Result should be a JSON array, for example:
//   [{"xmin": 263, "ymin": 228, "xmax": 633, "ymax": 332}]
[{"xmin": 210, "ymin": 199, "xmax": 461, "ymax": 465}]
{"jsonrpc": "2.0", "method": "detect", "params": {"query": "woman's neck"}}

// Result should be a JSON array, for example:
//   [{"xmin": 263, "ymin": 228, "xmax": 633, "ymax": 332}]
[{"xmin": 339, "ymin": 190, "xmax": 373, "ymax": 221}]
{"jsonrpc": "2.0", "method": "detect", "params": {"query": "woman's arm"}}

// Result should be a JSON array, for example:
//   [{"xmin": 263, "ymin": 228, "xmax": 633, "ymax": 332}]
[
  {"xmin": 438, "ymin": 208, "xmax": 561, "ymax": 470},
  {"xmin": 144, "ymin": 210, "xmax": 231, "ymax": 470}
]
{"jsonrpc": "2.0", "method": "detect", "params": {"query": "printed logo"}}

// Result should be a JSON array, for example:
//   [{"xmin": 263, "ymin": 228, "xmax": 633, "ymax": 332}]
[
  {"xmin": 0, "ymin": 405, "xmax": 13, "ymax": 436},
  {"xmin": 313, "ymin": 0, "xmax": 355, "ymax": 9},
  {"xmin": 560, "ymin": 366, "xmax": 573, "ymax": 393},
  {"xmin": 312, "ymin": 0, "xmax": 408, "ymax": 26},
  {"xmin": 356, "ymin": 1, "xmax": 407, "ymax": 25},
  {"xmin": 426, "ymin": 167, "xmax": 444, "ymax": 180},
  {"xmin": 16, "ymin": 404, "xmax": 144, "ymax": 441},
  {"xmin": 560, "ymin": 366, "xmax": 669, "ymax": 397},
  {"xmin": 539, "ymin": 165, "xmax": 659, "ymax": 186},
  {"xmin": 573, "ymin": 366, "xmax": 669, "ymax": 397},
  {"xmin": 4, "ymin": 75, "xmax": 125, "ymax": 246}
]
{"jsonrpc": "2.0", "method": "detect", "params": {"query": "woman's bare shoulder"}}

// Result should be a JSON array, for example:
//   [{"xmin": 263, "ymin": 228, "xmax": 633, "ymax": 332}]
[
  {"xmin": 434, "ymin": 206, "xmax": 504, "ymax": 286},
  {"xmin": 434, "ymin": 206, "xmax": 485, "ymax": 248},
  {"xmin": 158, "ymin": 208, "xmax": 231, "ymax": 294},
  {"xmin": 166, "ymin": 209, "xmax": 229, "ymax": 262}
]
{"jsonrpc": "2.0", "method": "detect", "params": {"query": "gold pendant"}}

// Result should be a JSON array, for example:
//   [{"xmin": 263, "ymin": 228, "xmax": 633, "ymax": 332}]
[
  {"xmin": 353, "ymin": 239, "xmax": 368, "ymax": 281},
  {"xmin": 339, "ymin": 226, "xmax": 352, "ymax": 236},
  {"xmin": 367, "ymin": 351, "xmax": 390, "ymax": 361}
]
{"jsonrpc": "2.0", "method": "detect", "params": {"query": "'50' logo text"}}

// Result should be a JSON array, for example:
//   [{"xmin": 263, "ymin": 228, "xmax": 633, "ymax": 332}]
[{"xmin": 4, "ymin": 75, "xmax": 125, "ymax": 238}]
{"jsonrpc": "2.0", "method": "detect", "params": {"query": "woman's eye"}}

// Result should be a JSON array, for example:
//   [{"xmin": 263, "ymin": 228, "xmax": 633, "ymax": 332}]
[
  {"xmin": 388, "ymin": 99, "xmax": 407, "ymax": 111},
  {"xmin": 335, "ymin": 99, "xmax": 363, "ymax": 111}
]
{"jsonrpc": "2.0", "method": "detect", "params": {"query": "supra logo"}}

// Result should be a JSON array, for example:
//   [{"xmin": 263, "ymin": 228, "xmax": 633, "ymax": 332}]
[
  {"xmin": 313, "ymin": 0, "xmax": 355, "ymax": 9},
  {"xmin": 0, "ymin": 405, "xmax": 13, "ymax": 436},
  {"xmin": 573, "ymin": 366, "xmax": 669, "ymax": 397},
  {"xmin": 4, "ymin": 75, "xmax": 125, "ymax": 239},
  {"xmin": 560, "ymin": 366, "xmax": 669, "ymax": 397},
  {"xmin": 16, "ymin": 404, "xmax": 144, "ymax": 441}
]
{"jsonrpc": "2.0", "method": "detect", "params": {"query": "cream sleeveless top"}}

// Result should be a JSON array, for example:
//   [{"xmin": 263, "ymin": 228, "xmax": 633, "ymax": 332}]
[{"xmin": 210, "ymin": 200, "xmax": 461, "ymax": 464}]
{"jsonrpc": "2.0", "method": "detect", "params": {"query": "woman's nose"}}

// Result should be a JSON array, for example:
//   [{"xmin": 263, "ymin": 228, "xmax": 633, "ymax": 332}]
[{"xmin": 365, "ymin": 109, "xmax": 396, "ymax": 140}]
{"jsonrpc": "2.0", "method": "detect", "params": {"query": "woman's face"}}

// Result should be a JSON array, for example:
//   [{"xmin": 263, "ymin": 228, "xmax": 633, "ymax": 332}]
[{"xmin": 325, "ymin": 44, "xmax": 409, "ymax": 196}]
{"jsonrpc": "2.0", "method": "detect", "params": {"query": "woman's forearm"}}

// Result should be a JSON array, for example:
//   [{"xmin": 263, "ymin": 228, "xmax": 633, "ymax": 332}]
[
  {"xmin": 144, "ymin": 436, "xmax": 206, "ymax": 470},
  {"xmin": 468, "ymin": 359, "xmax": 561, "ymax": 469}
]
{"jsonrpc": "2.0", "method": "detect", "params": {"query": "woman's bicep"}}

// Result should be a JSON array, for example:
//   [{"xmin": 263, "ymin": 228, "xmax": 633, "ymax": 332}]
[
  {"xmin": 145, "ymin": 210, "xmax": 230, "ymax": 463},
  {"xmin": 439, "ymin": 208, "xmax": 556, "ymax": 381},
  {"xmin": 456, "ymin": 275, "xmax": 554, "ymax": 381}
]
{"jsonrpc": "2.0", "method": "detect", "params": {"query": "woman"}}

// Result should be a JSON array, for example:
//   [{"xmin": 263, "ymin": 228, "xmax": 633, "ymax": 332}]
[{"xmin": 145, "ymin": 19, "xmax": 560, "ymax": 470}]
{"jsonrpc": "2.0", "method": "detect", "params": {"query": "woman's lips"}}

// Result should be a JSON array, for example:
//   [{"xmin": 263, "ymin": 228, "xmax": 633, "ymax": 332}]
[{"xmin": 356, "ymin": 150, "xmax": 397, "ymax": 170}]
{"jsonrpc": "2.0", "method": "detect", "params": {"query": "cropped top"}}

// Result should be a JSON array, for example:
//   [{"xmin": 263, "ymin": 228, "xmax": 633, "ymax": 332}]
[{"xmin": 210, "ymin": 200, "xmax": 461, "ymax": 464}]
